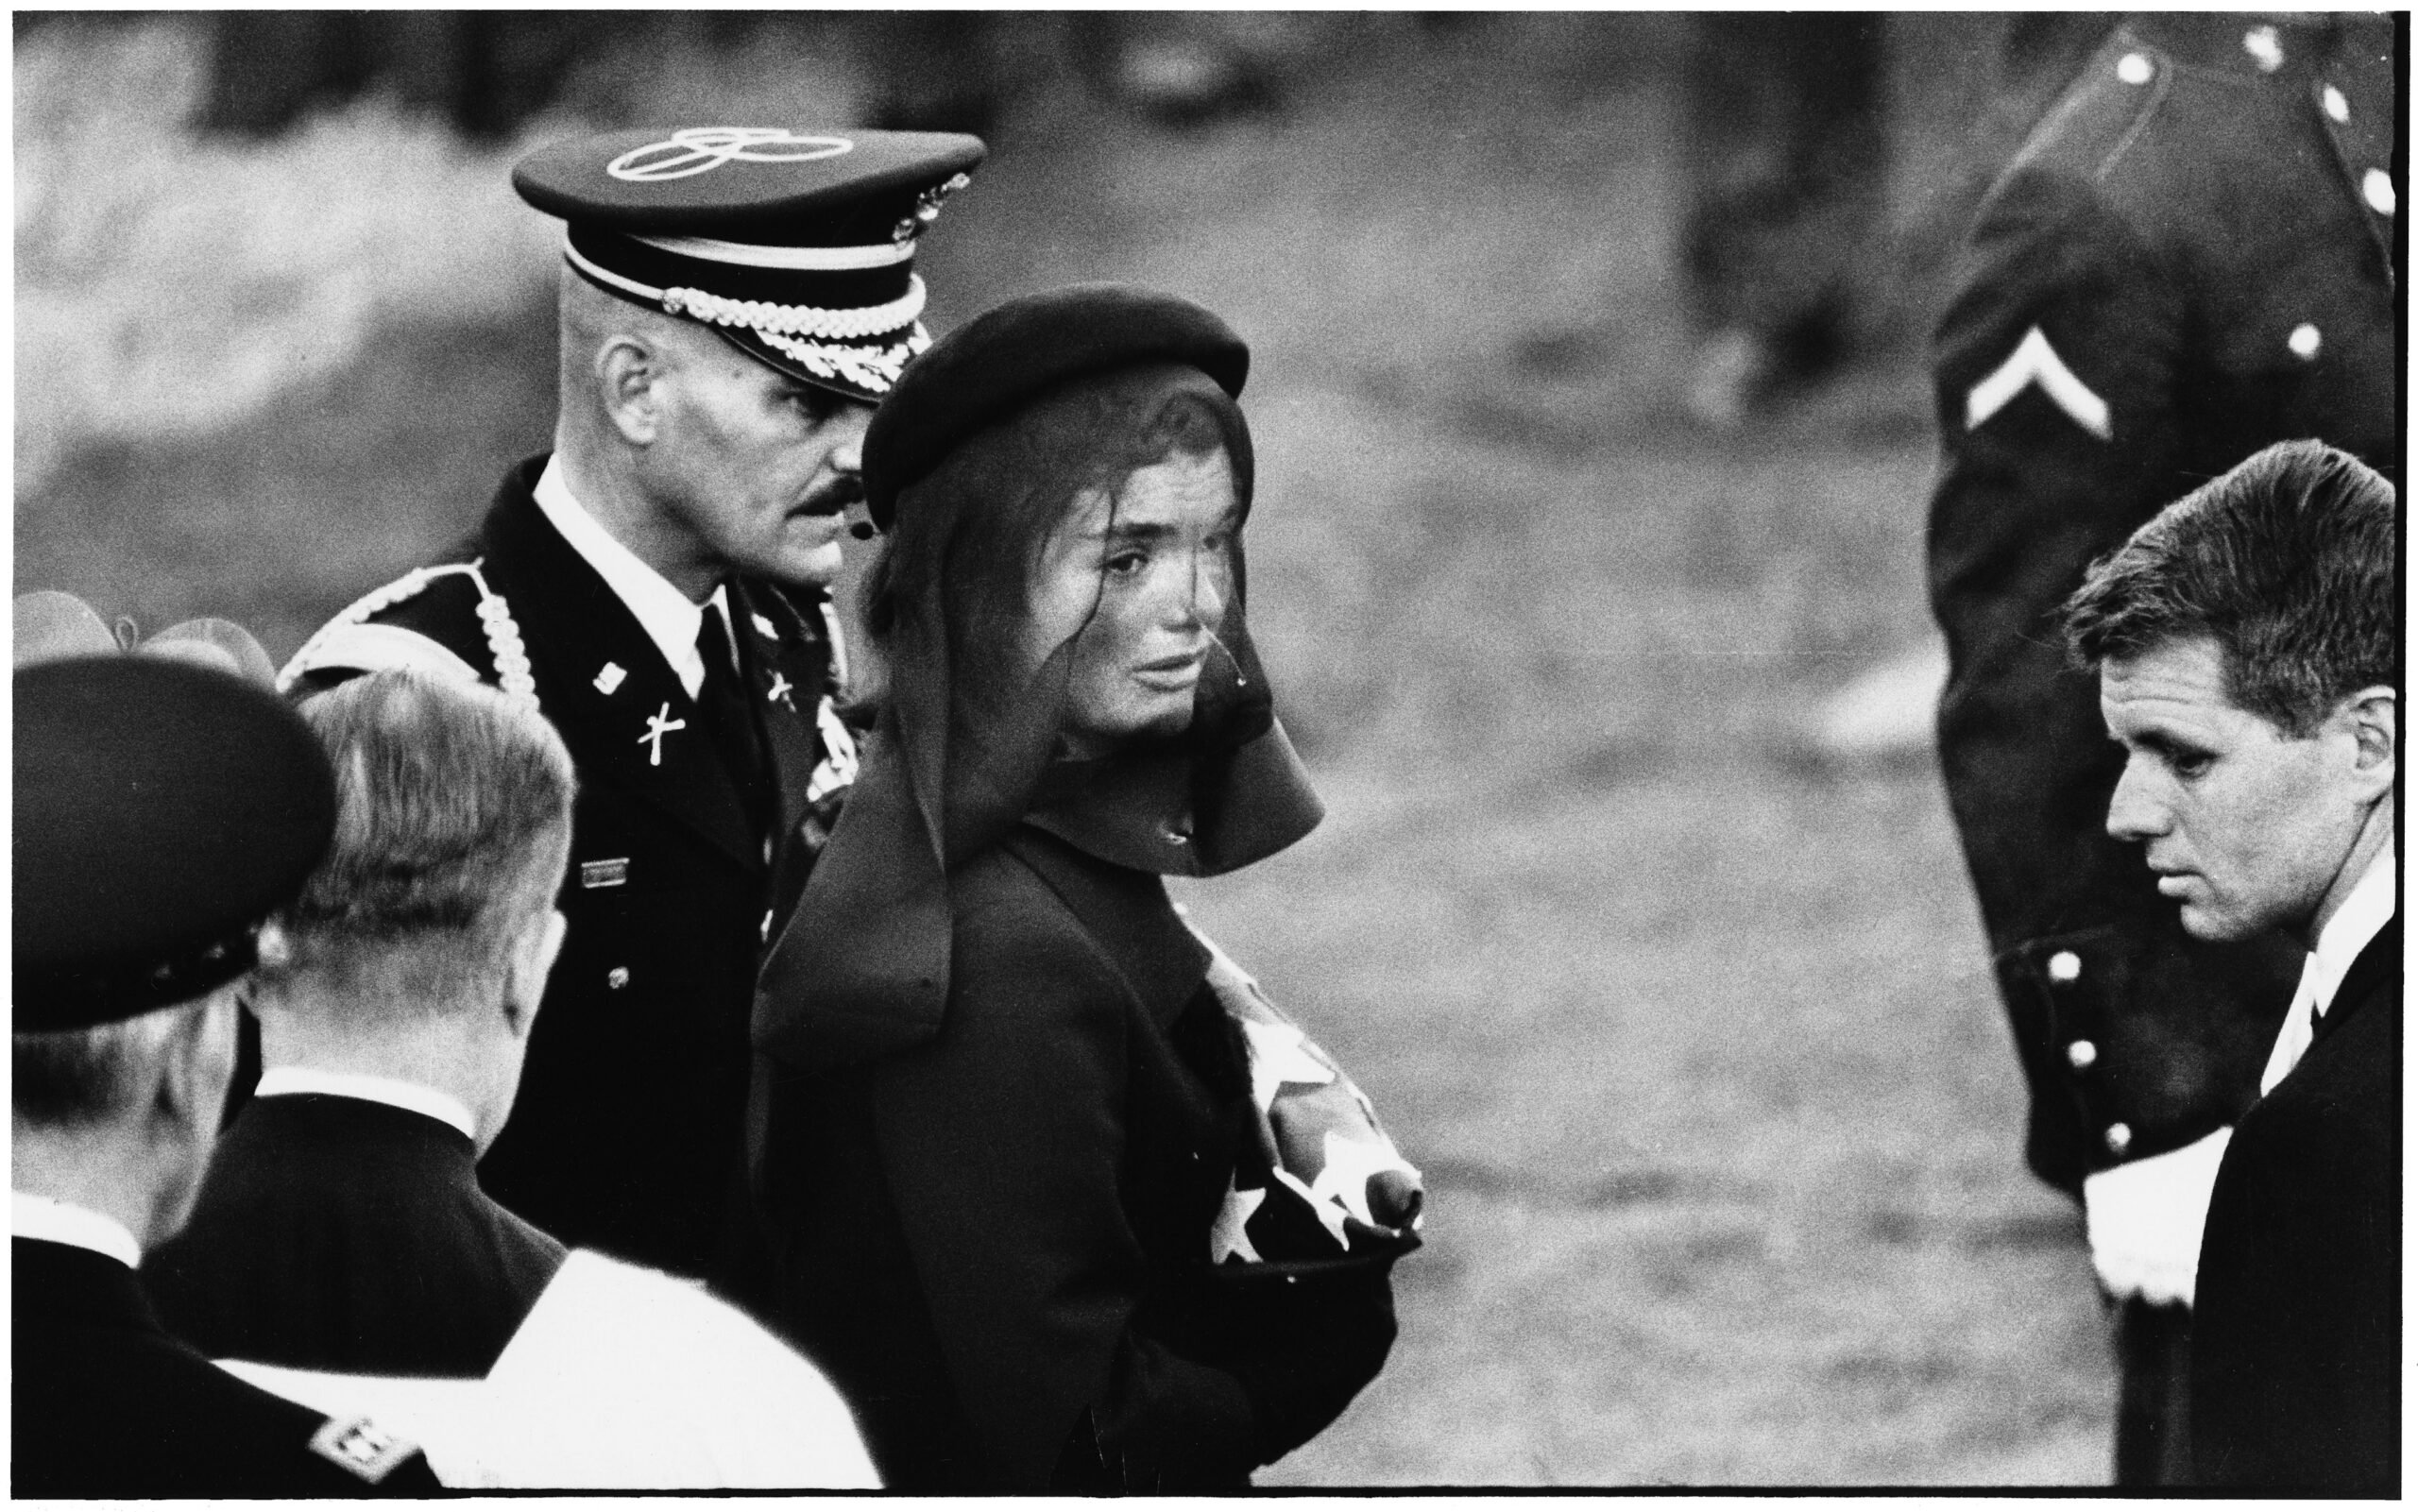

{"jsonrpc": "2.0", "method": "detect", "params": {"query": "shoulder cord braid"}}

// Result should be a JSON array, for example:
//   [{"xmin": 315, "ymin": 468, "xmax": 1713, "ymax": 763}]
[{"xmin": 276, "ymin": 560, "xmax": 538, "ymax": 712}]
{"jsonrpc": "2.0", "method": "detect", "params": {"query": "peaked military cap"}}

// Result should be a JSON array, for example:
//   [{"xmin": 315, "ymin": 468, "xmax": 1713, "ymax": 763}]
[
  {"xmin": 861, "ymin": 282, "xmax": 1251, "ymax": 530},
  {"xmin": 14, "ymin": 656, "xmax": 337, "ymax": 1030},
  {"xmin": 515, "ymin": 126, "xmax": 986, "ymax": 403}
]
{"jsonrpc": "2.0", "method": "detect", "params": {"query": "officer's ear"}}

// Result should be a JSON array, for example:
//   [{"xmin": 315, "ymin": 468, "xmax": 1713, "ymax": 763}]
[
  {"xmin": 2332, "ymin": 684, "xmax": 2397, "ymax": 803},
  {"xmin": 502, "ymin": 909, "xmax": 567, "ymax": 1040},
  {"xmin": 596, "ymin": 333, "xmax": 668, "ymax": 447}
]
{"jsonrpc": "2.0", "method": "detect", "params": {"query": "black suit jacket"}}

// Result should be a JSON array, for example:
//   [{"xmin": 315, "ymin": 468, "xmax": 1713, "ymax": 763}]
[
  {"xmin": 754, "ymin": 824, "xmax": 1395, "ymax": 1493},
  {"xmin": 1926, "ymin": 15, "xmax": 2398, "ymax": 1193},
  {"xmin": 145, "ymin": 1093, "xmax": 566, "ymax": 1374},
  {"xmin": 12, "ymin": 1237, "xmax": 441, "ymax": 1496},
  {"xmin": 2190, "ymin": 917, "xmax": 2401, "ymax": 1493},
  {"xmin": 288, "ymin": 454, "xmax": 847, "ymax": 1287}
]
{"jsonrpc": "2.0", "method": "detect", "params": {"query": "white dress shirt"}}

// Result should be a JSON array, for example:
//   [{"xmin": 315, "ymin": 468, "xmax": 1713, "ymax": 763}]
[
  {"xmin": 254, "ymin": 1066, "xmax": 479, "ymax": 1144},
  {"xmin": 12, "ymin": 1190, "xmax": 143, "ymax": 1269},
  {"xmin": 531, "ymin": 457, "xmax": 733, "ymax": 701},
  {"xmin": 2259, "ymin": 841, "xmax": 2396, "ymax": 1096}
]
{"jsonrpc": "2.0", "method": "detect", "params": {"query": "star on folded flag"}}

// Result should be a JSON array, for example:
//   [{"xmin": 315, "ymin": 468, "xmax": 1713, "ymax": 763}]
[
  {"xmin": 1211, "ymin": 1178, "xmax": 1266, "ymax": 1264},
  {"xmin": 1273, "ymin": 1166, "xmax": 1353, "ymax": 1249},
  {"xmin": 1240, "ymin": 1016, "xmax": 1334, "ymax": 1112}
]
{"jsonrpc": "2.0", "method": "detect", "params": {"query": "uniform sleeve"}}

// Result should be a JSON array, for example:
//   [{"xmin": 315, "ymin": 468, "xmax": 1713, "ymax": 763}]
[
  {"xmin": 1926, "ymin": 166, "xmax": 2297, "ymax": 1194},
  {"xmin": 865, "ymin": 898, "xmax": 1258, "ymax": 1492}
]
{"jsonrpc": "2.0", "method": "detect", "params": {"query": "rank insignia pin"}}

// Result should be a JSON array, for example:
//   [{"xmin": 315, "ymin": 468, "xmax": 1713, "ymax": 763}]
[
  {"xmin": 594, "ymin": 661, "xmax": 628, "ymax": 694},
  {"xmin": 766, "ymin": 671, "xmax": 796, "ymax": 709},
  {"xmin": 751, "ymin": 611, "xmax": 779, "ymax": 639}
]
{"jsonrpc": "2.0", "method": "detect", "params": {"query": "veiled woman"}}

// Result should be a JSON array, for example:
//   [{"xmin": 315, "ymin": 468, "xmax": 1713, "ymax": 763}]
[{"xmin": 748, "ymin": 286, "xmax": 1400, "ymax": 1492}]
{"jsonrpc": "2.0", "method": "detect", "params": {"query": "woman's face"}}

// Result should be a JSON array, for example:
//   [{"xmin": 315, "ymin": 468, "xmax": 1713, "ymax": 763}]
[{"xmin": 1027, "ymin": 448, "xmax": 1241, "ymax": 758}]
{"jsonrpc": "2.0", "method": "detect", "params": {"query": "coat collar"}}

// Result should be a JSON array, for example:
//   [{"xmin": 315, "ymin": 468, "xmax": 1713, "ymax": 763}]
[
  {"xmin": 476, "ymin": 456, "xmax": 837, "ymax": 875},
  {"xmin": 14, "ymin": 1235, "xmax": 161, "ymax": 1331},
  {"xmin": 1000, "ymin": 824, "xmax": 1210, "ymax": 1032}
]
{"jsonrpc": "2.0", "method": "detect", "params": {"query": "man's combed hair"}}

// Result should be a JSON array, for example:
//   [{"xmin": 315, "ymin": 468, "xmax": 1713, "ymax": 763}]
[
  {"xmin": 277, "ymin": 671, "xmax": 577, "ymax": 1011},
  {"xmin": 2065, "ymin": 439, "xmax": 2399, "ymax": 734}
]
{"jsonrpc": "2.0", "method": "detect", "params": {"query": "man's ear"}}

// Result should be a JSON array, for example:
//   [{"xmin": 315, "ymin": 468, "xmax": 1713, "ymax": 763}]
[
  {"xmin": 503, "ymin": 909, "xmax": 569, "ymax": 1040},
  {"xmin": 2335, "ymin": 684, "xmax": 2397, "ymax": 802},
  {"xmin": 595, "ymin": 334, "xmax": 668, "ymax": 446},
  {"xmin": 153, "ymin": 992, "xmax": 239, "ymax": 1146}
]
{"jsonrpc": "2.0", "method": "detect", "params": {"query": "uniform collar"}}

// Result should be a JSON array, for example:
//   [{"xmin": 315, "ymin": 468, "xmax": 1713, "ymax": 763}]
[
  {"xmin": 531, "ymin": 456, "xmax": 731, "ymax": 700},
  {"xmin": 254, "ymin": 1066, "xmax": 479, "ymax": 1144},
  {"xmin": 11, "ymin": 1191, "xmax": 141, "ymax": 1269},
  {"xmin": 2308, "ymin": 842, "xmax": 2396, "ymax": 1021}
]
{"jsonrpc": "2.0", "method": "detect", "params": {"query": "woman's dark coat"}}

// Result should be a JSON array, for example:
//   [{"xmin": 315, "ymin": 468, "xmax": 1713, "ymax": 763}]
[{"xmin": 754, "ymin": 822, "xmax": 1394, "ymax": 1492}]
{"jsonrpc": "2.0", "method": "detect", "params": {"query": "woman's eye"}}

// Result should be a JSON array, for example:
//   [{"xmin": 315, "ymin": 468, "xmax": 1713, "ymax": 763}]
[{"xmin": 1104, "ymin": 550, "xmax": 1148, "ymax": 576}]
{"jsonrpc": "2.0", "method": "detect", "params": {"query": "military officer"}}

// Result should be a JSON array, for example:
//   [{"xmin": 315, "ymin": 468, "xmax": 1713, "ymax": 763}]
[
  {"xmin": 282, "ymin": 125, "xmax": 986, "ymax": 1294},
  {"xmin": 1925, "ymin": 13, "xmax": 2396, "ymax": 1486},
  {"xmin": 13, "ymin": 649, "xmax": 438, "ymax": 1496}
]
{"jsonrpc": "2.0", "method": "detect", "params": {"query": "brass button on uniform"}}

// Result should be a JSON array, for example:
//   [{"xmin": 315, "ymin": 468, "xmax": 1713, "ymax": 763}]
[
  {"xmin": 2048, "ymin": 950, "xmax": 2082, "ymax": 983},
  {"xmin": 2324, "ymin": 85, "xmax": 2351, "ymax": 124},
  {"xmin": 2104, "ymin": 1122, "xmax": 2133, "ymax": 1156},
  {"xmin": 2117, "ymin": 53, "xmax": 2154, "ymax": 86},
  {"xmin": 2363, "ymin": 169, "xmax": 2396, "ymax": 216},
  {"xmin": 2289, "ymin": 323, "xmax": 2323, "ymax": 360},
  {"xmin": 2068, "ymin": 1039, "xmax": 2099, "ymax": 1070},
  {"xmin": 607, "ymin": 966, "xmax": 631, "ymax": 990}
]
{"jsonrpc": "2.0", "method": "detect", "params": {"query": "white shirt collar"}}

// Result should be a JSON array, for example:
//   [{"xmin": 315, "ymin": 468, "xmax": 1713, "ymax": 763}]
[
  {"xmin": 2308, "ymin": 841, "xmax": 2396, "ymax": 1020},
  {"xmin": 12, "ymin": 1191, "xmax": 142, "ymax": 1269},
  {"xmin": 531, "ymin": 456, "xmax": 731, "ymax": 701},
  {"xmin": 254, "ymin": 1066, "xmax": 479, "ymax": 1144}
]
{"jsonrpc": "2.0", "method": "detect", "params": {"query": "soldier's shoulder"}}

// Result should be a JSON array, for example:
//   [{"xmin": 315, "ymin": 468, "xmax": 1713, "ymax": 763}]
[
  {"xmin": 279, "ymin": 557, "xmax": 536, "ymax": 707},
  {"xmin": 1995, "ymin": 40, "xmax": 2169, "ymax": 200}
]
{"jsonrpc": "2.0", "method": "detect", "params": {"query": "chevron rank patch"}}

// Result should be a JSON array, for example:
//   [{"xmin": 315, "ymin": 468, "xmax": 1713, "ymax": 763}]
[
  {"xmin": 308, "ymin": 1415, "xmax": 419, "ymax": 1484},
  {"xmin": 1966, "ymin": 325, "xmax": 2113, "ymax": 440}
]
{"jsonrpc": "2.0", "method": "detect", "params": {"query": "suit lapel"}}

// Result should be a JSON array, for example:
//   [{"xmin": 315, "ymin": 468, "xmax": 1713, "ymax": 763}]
[{"xmin": 476, "ymin": 468, "xmax": 758, "ymax": 874}]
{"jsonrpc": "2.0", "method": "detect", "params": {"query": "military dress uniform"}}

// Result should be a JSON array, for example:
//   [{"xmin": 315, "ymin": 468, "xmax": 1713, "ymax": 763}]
[
  {"xmin": 283, "ymin": 458, "xmax": 855, "ymax": 1283},
  {"xmin": 1925, "ymin": 13, "xmax": 2399, "ymax": 1485},
  {"xmin": 12, "ymin": 651, "xmax": 437, "ymax": 1496},
  {"xmin": 279, "ymin": 126, "xmax": 982, "ymax": 1290}
]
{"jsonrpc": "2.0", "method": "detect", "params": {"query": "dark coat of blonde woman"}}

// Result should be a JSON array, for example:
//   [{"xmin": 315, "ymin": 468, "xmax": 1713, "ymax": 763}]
[{"xmin": 749, "ymin": 287, "xmax": 1408, "ymax": 1492}]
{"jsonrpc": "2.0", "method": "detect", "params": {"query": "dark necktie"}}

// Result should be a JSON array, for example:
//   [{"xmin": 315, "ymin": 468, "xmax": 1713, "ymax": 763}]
[{"xmin": 695, "ymin": 603, "xmax": 774, "ymax": 848}]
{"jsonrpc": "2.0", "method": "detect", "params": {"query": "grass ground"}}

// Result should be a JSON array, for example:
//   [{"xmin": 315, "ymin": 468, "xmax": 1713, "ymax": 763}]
[{"xmin": 18, "ymin": 16, "xmax": 2115, "ymax": 1486}]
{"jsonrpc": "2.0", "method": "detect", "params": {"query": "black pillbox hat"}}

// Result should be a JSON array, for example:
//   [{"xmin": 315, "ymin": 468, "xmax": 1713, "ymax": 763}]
[
  {"xmin": 861, "ymin": 282, "xmax": 1251, "ymax": 531},
  {"xmin": 514, "ymin": 127, "xmax": 986, "ymax": 402},
  {"xmin": 14, "ymin": 657, "xmax": 337, "ymax": 1030}
]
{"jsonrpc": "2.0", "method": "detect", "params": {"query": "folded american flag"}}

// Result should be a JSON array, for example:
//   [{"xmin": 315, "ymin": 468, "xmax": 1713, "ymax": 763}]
[{"xmin": 1190, "ymin": 930, "xmax": 1423, "ymax": 1275}]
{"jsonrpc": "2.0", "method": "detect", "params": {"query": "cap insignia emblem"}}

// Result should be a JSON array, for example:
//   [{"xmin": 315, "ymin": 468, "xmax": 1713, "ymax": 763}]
[
  {"xmin": 893, "ymin": 171, "xmax": 973, "ymax": 244},
  {"xmin": 607, "ymin": 127, "xmax": 854, "ymax": 183}
]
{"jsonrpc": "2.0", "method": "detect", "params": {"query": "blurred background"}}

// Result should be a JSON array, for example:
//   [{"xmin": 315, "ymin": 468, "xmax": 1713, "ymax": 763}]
[{"xmin": 18, "ymin": 11, "xmax": 2132, "ymax": 1486}]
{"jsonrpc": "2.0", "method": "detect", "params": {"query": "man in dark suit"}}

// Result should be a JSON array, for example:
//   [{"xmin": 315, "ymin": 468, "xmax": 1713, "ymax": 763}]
[
  {"xmin": 145, "ymin": 670, "xmax": 876, "ymax": 1487},
  {"xmin": 281, "ymin": 125, "xmax": 985, "ymax": 1292},
  {"xmin": 12, "ymin": 648, "xmax": 436, "ymax": 1496},
  {"xmin": 1925, "ymin": 13, "xmax": 2397, "ymax": 1483},
  {"xmin": 2066, "ymin": 440, "xmax": 2397, "ymax": 1494}
]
